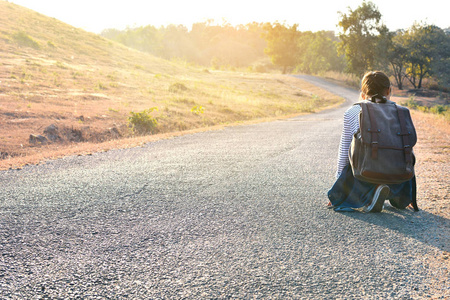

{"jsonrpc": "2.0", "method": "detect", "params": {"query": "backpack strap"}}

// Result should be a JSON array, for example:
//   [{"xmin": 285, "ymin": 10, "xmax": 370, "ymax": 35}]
[
  {"xmin": 396, "ymin": 106, "xmax": 412, "ymax": 164},
  {"xmin": 411, "ymin": 176, "xmax": 419, "ymax": 211},
  {"xmin": 397, "ymin": 106, "xmax": 418, "ymax": 211},
  {"xmin": 362, "ymin": 103, "xmax": 380, "ymax": 159}
]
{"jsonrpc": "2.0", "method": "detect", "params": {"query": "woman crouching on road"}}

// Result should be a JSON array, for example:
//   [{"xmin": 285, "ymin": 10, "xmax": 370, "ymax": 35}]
[{"xmin": 327, "ymin": 71, "xmax": 417, "ymax": 212}]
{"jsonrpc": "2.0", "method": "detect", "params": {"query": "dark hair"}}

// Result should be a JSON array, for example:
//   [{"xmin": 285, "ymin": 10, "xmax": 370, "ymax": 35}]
[{"xmin": 361, "ymin": 71, "xmax": 390, "ymax": 103}]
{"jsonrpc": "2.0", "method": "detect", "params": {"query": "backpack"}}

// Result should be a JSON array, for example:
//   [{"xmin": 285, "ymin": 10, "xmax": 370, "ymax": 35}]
[{"xmin": 348, "ymin": 100, "xmax": 417, "ymax": 186}]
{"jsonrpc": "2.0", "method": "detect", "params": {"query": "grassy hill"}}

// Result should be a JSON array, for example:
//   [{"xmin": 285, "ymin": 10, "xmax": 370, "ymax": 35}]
[{"xmin": 0, "ymin": 1, "xmax": 342, "ymax": 169}]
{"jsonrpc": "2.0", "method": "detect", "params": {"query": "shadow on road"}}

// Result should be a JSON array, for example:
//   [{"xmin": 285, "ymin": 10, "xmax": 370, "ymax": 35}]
[{"xmin": 337, "ymin": 206, "xmax": 450, "ymax": 252}]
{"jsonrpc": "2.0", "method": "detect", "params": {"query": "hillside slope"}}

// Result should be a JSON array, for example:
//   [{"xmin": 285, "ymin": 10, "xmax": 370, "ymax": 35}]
[{"xmin": 0, "ymin": 2, "xmax": 342, "ymax": 169}]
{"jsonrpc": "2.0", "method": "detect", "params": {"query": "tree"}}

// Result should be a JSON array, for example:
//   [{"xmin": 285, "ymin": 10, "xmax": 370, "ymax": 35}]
[
  {"xmin": 101, "ymin": 21, "xmax": 267, "ymax": 68},
  {"xmin": 428, "ymin": 26, "xmax": 450, "ymax": 90},
  {"xmin": 103, "ymin": 25, "xmax": 163, "ymax": 56},
  {"xmin": 189, "ymin": 20, "xmax": 266, "ymax": 67},
  {"xmin": 432, "ymin": 40, "xmax": 450, "ymax": 90},
  {"xmin": 159, "ymin": 24, "xmax": 193, "ymax": 60},
  {"xmin": 337, "ymin": 1, "xmax": 388, "ymax": 76},
  {"xmin": 387, "ymin": 30, "xmax": 408, "ymax": 90},
  {"xmin": 403, "ymin": 23, "xmax": 448, "ymax": 89},
  {"xmin": 298, "ymin": 31, "xmax": 345, "ymax": 74},
  {"xmin": 101, "ymin": 28, "xmax": 123, "ymax": 41},
  {"xmin": 262, "ymin": 22, "xmax": 301, "ymax": 74}
]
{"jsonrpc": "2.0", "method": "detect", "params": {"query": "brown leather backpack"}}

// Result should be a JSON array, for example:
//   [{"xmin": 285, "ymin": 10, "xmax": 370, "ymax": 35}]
[{"xmin": 349, "ymin": 100, "xmax": 417, "ymax": 185}]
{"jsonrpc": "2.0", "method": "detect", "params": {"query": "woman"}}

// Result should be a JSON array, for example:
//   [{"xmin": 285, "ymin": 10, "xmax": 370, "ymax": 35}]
[{"xmin": 327, "ymin": 71, "xmax": 416, "ymax": 212}]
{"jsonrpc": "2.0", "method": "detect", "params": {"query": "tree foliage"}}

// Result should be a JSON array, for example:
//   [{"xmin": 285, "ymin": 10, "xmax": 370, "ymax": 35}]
[
  {"xmin": 386, "ymin": 30, "xmax": 408, "ymax": 89},
  {"xmin": 337, "ymin": 1, "xmax": 388, "ymax": 76},
  {"xmin": 260, "ymin": 25, "xmax": 343, "ymax": 75},
  {"xmin": 262, "ymin": 22, "xmax": 301, "ymax": 74},
  {"xmin": 401, "ymin": 23, "xmax": 449, "ymax": 89},
  {"xmin": 102, "ymin": 21, "xmax": 267, "ymax": 68},
  {"xmin": 100, "ymin": 13, "xmax": 449, "ymax": 91},
  {"xmin": 297, "ymin": 31, "xmax": 345, "ymax": 74},
  {"xmin": 337, "ymin": 2, "xmax": 449, "ymax": 91},
  {"xmin": 384, "ymin": 24, "xmax": 450, "ymax": 90}
]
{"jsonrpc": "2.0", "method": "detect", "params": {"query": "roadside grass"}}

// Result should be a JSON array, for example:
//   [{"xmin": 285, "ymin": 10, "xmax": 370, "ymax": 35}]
[
  {"xmin": 409, "ymin": 109, "xmax": 450, "ymax": 293},
  {"xmin": 401, "ymin": 96, "xmax": 450, "ymax": 121},
  {"xmin": 0, "ymin": 1, "xmax": 343, "ymax": 170},
  {"xmin": 409, "ymin": 110, "xmax": 449, "ymax": 217},
  {"xmin": 322, "ymin": 71, "xmax": 360, "ymax": 89}
]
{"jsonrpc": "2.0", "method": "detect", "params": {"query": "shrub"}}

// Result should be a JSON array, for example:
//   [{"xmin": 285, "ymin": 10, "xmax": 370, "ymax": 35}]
[
  {"xmin": 417, "ymin": 106, "xmax": 429, "ymax": 113},
  {"xmin": 403, "ymin": 95, "xmax": 419, "ymax": 108},
  {"xmin": 12, "ymin": 31, "xmax": 40, "ymax": 49},
  {"xmin": 107, "ymin": 74, "xmax": 117, "ymax": 81},
  {"xmin": 429, "ymin": 105, "xmax": 448, "ymax": 115},
  {"xmin": 72, "ymin": 71, "xmax": 82, "ymax": 78},
  {"xmin": 191, "ymin": 105, "xmax": 205, "ymax": 115},
  {"xmin": 96, "ymin": 82, "xmax": 107, "ymax": 90},
  {"xmin": 403, "ymin": 96, "xmax": 449, "ymax": 119},
  {"xmin": 169, "ymin": 82, "xmax": 188, "ymax": 93},
  {"xmin": 128, "ymin": 107, "xmax": 158, "ymax": 134},
  {"xmin": 55, "ymin": 61, "xmax": 68, "ymax": 69}
]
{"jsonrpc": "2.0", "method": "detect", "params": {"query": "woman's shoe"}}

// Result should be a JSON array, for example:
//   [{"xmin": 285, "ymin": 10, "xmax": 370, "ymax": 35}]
[{"xmin": 364, "ymin": 185, "xmax": 390, "ymax": 212}]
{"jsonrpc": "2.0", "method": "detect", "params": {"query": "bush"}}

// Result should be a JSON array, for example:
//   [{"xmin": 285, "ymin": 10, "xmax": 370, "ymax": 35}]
[
  {"xmin": 169, "ymin": 82, "xmax": 188, "ymax": 93},
  {"xmin": 403, "ymin": 96, "xmax": 419, "ymax": 109},
  {"xmin": 96, "ymin": 81, "xmax": 107, "ymax": 90},
  {"xmin": 191, "ymin": 105, "xmax": 205, "ymax": 115},
  {"xmin": 403, "ymin": 96, "xmax": 449, "ymax": 120},
  {"xmin": 429, "ymin": 105, "xmax": 448, "ymax": 115},
  {"xmin": 128, "ymin": 107, "xmax": 158, "ymax": 134},
  {"xmin": 12, "ymin": 31, "xmax": 40, "ymax": 49}
]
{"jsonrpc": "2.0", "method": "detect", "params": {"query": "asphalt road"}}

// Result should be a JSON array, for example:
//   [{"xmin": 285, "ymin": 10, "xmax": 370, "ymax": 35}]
[{"xmin": 1, "ymin": 75, "xmax": 448, "ymax": 299}]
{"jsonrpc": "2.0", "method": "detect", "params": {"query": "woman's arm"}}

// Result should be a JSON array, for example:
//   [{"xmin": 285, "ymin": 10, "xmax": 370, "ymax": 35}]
[{"xmin": 336, "ymin": 105, "xmax": 361, "ymax": 178}]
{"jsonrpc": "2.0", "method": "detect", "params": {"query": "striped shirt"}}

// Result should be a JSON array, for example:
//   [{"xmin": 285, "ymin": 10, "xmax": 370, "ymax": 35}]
[{"xmin": 336, "ymin": 104, "xmax": 362, "ymax": 178}]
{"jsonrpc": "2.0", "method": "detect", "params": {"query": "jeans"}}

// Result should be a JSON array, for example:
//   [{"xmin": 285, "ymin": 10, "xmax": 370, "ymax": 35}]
[{"xmin": 328, "ymin": 164, "xmax": 416, "ymax": 211}]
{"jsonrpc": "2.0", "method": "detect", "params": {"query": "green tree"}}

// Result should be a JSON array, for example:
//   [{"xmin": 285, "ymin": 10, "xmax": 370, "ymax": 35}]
[
  {"xmin": 127, "ymin": 25, "xmax": 163, "ymax": 56},
  {"xmin": 403, "ymin": 23, "xmax": 449, "ymax": 89},
  {"xmin": 387, "ymin": 30, "xmax": 408, "ymax": 90},
  {"xmin": 432, "ymin": 53, "xmax": 450, "ymax": 90},
  {"xmin": 337, "ymin": 1, "xmax": 388, "ymax": 75},
  {"xmin": 298, "ymin": 31, "xmax": 345, "ymax": 74},
  {"xmin": 100, "ymin": 28, "xmax": 123, "ymax": 41},
  {"xmin": 102, "ymin": 25, "xmax": 163, "ymax": 56},
  {"xmin": 262, "ymin": 22, "xmax": 301, "ymax": 74},
  {"xmin": 160, "ymin": 24, "xmax": 197, "ymax": 61},
  {"xmin": 189, "ymin": 20, "xmax": 266, "ymax": 67}
]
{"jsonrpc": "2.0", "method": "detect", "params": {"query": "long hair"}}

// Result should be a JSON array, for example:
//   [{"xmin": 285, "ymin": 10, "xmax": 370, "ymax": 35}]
[{"xmin": 361, "ymin": 71, "xmax": 390, "ymax": 103}]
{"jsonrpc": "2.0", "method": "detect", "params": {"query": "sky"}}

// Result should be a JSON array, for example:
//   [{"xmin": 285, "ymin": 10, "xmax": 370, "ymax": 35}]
[{"xmin": 8, "ymin": 0, "xmax": 448, "ymax": 34}]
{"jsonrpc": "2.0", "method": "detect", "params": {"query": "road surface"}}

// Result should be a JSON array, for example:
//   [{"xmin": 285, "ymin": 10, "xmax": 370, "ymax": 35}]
[{"xmin": 0, "ymin": 75, "xmax": 448, "ymax": 298}]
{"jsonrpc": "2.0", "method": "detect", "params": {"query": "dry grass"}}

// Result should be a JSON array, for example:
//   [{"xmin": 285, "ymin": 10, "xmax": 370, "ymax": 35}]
[
  {"xmin": 411, "ymin": 111, "xmax": 450, "ymax": 216},
  {"xmin": 0, "ymin": 2, "xmax": 343, "ymax": 170},
  {"xmin": 322, "ymin": 71, "xmax": 361, "ymax": 89},
  {"xmin": 412, "ymin": 110, "xmax": 450, "ymax": 298}
]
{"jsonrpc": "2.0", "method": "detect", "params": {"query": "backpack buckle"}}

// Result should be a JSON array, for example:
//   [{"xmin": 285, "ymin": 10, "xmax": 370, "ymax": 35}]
[{"xmin": 371, "ymin": 142, "xmax": 378, "ymax": 159}]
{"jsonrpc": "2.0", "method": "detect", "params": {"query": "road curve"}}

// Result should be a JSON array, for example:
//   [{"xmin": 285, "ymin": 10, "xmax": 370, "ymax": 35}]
[{"xmin": 1, "ymin": 75, "xmax": 448, "ymax": 298}]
